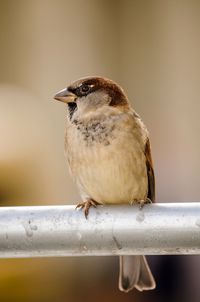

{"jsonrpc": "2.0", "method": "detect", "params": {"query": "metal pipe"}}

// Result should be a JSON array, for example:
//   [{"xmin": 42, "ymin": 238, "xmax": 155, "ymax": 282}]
[{"xmin": 0, "ymin": 203, "xmax": 200, "ymax": 258}]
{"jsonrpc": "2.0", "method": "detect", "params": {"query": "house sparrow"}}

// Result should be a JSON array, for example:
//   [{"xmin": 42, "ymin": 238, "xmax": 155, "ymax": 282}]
[{"xmin": 54, "ymin": 76, "xmax": 156, "ymax": 292}]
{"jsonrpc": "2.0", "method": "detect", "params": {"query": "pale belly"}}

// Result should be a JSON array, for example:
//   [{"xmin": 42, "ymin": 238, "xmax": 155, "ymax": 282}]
[{"xmin": 68, "ymin": 138, "xmax": 148, "ymax": 205}]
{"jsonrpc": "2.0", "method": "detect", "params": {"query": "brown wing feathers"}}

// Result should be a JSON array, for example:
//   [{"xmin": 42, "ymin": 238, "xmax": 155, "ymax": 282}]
[{"xmin": 145, "ymin": 138, "xmax": 155, "ymax": 202}]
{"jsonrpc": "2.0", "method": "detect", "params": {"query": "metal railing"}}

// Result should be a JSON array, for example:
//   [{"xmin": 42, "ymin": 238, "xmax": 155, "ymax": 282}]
[{"xmin": 0, "ymin": 203, "xmax": 200, "ymax": 258}]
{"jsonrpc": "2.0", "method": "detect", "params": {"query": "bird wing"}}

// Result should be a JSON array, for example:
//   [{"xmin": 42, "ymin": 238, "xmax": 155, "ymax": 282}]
[{"xmin": 144, "ymin": 138, "xmax": 155, "ymax": 202}]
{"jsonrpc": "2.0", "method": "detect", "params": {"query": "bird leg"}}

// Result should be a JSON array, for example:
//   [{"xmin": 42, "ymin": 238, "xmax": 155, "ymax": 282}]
[{"xmin": 76, "ymin": 199, "xmax": 100, "ymax": 218}]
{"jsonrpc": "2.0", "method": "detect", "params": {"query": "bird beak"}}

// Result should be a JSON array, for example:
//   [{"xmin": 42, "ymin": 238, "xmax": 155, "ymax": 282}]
[{"xmin": 54, "ymin": 88, "xmax": 76, "ymax": 103}]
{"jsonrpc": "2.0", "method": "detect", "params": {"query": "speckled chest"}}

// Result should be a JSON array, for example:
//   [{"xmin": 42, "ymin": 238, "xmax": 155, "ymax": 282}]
[
  {"xmin": 71, "ymin": 118, "xmax": 116, "ymax": 147},
  {"xmin": 65, "ymin": 113, "xmax": 147, "ymax": 168},
  {"xmin": 65, "ymin": 113, "xmax": 148, "ymax": 204}
]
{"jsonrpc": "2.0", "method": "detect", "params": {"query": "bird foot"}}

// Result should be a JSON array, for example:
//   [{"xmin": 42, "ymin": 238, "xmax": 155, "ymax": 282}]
[
  {"xmin": 139, "ymin": 198, "xmax": 152, "ymax": 209},
  {"xmin": 76, "ymin": 199, "xmax": 99, "ymax": 218},
  {"xmin": 130, "ymin": 198, "xmax": 152, "ymax": 209}
]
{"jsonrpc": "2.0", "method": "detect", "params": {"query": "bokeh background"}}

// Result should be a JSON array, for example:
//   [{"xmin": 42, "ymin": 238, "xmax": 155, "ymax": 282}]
[{"xmin": 1, "ymin": 0, "xmax": 200, "ymax": 301}]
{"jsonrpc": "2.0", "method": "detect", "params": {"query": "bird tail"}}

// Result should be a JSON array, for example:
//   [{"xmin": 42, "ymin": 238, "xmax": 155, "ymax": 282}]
[{"xmin": 118, "ymin": 255, "xmax": 156, "ymax": 292}]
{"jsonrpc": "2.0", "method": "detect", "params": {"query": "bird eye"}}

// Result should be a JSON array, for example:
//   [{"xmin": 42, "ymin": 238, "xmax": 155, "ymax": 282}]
[{"xmin": 79, "ymin": 84, "xmax": 90, "ymax": 94}]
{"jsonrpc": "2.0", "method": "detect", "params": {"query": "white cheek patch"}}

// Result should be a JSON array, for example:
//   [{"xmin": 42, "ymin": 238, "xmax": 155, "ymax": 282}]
[{"xmin": 75, "ymin": 91, "xmax": 110, "ymax": 117}]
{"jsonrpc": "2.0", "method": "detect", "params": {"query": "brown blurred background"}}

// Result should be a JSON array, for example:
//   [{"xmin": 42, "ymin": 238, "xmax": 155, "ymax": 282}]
[{"xmin": 1, "ymin": 0, "xmax": 200, "ymax": 301}]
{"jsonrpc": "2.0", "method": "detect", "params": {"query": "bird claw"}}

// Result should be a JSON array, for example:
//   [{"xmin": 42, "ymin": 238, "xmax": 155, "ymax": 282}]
[
  {"xmin": 76, "ymin": 199, "xmax": 99, "ymax": 218},
  {"xmin": 139, "ymin": 198, "xmax": 152, "ymax": 209},
  {"xmin": 130, "ymin": 198, "xmax": 152, "ymax": 209}
]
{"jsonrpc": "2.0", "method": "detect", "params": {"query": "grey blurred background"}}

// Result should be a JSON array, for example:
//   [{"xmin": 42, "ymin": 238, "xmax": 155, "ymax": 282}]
[{"xmin": 0, "ymin": 0, "xmax": 200, "ymax": 301}]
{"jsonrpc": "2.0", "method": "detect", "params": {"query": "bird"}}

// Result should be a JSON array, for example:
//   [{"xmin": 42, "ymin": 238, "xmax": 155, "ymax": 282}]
[{"xmin": 54, "ymin": 76, "xmax": 156, "ymax": 293}]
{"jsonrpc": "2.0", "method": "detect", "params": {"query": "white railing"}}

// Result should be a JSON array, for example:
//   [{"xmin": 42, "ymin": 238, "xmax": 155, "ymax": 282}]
[{"xmin": 0, "ymin": 203, "xmax": 200, "ymax": 258}]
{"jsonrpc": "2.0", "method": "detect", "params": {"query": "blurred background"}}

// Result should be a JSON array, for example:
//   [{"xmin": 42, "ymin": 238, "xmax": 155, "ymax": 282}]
[{"xmin": 1, "ymin": 0, "xmax": 200, "ymax": 301}]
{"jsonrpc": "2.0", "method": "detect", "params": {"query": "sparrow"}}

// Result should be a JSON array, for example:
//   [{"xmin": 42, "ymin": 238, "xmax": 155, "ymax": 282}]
[{"xmin": 54, "ymin": 76, "xmax": 156, "ymax": 292}]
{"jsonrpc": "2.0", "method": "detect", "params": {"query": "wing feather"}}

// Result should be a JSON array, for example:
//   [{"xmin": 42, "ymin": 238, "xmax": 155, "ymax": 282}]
[{"xmin": 144, "ymin": 138, "xmax": 155, "ymax": 202}]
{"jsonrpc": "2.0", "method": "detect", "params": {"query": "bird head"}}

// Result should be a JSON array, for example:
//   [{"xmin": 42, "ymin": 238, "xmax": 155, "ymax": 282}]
[{"xmin": 54, "ymin": 76, "xmax": 129, "ymax": 120}]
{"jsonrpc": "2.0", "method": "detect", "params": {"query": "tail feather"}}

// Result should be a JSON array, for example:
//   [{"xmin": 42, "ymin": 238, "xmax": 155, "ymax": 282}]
[{"xmin": 119, "ymin": 255, "xmax": 156, "ymax": 293}]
